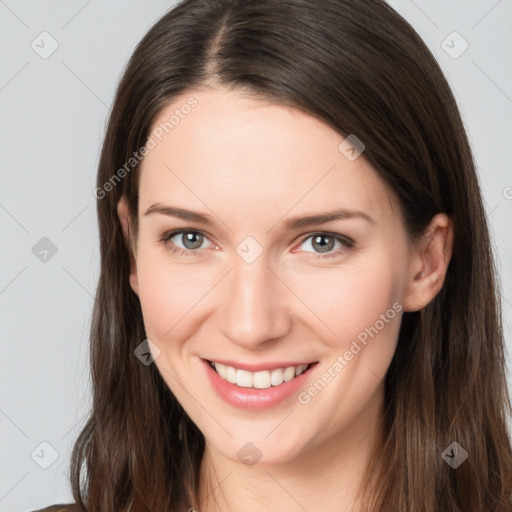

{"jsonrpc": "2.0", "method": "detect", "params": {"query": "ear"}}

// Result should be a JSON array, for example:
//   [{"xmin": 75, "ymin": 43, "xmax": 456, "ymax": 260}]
[
  {"xmin": 117, "ymin": 195, "xmax": 139, "ymax": 296},
  {"xmin": 402, "ymin": 213, "xmax": 453, "ymax": 312}
]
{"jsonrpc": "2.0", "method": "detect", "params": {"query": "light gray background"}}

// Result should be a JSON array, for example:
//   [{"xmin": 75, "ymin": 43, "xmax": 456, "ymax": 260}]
[{"xmin": 1, "ymin": 1, "xmax": 511, "ymax": 511}]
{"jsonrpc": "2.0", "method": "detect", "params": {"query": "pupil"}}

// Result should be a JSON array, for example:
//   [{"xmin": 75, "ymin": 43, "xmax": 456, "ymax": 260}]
[{"xmin": 313, "ymin": 235, "xmax": 333, "ymax": 253}]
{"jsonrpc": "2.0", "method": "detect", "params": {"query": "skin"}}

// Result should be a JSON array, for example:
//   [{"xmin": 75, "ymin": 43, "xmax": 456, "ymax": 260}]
[{"xmin": 117, "ymin": 88, "xmax": 453, "ymax": 512}]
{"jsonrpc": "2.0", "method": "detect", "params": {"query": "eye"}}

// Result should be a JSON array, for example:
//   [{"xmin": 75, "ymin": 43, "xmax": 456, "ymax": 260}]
[
  {"xmin": 160, "ymin": 229, "xmax": 354, "ymax": 259},
  {"xmin": 294, "ymin": 232, "xmax": 354, "ymax": 259},
  {"xmin": 160, "ymin": 229, "xmax": 215, "ymax": 256}
]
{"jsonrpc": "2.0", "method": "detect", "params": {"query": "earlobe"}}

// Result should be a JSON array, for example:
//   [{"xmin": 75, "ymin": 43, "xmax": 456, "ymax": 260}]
[
  {"xmin": 117, "ymin": 196, "xmax": 139, "ymax": 296},
  {"xmin": 402, "ymin": 213, "xmax": 453, "ymax": 312}
]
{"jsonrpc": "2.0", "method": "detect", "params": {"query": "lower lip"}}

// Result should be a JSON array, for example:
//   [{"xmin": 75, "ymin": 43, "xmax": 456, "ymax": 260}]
[{"xmin": 201, "ymin": 359, "xmax": 317, "ymax": 411}]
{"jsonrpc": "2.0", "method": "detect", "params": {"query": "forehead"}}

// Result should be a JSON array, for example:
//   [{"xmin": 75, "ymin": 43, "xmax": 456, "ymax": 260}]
[{"xmin": 138, "ymin": 88, "xmax": 398, "ymax": 230}]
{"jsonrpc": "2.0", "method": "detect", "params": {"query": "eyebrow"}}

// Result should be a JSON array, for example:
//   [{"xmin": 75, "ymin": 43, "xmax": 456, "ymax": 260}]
[{"xmin": 144, "ymin": 203, "xmax": 374, "ymax": 229}]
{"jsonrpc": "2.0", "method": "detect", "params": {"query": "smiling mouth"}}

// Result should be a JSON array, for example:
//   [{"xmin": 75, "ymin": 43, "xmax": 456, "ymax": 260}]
[{"xmin": 207, "ymin": 360, "xmax": 317, "ymax": 389}]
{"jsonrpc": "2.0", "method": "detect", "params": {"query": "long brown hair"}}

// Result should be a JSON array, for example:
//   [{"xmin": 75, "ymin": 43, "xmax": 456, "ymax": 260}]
[{"xmin": 70, "ymin": 0, "xmax": 512, "ymax": 510}]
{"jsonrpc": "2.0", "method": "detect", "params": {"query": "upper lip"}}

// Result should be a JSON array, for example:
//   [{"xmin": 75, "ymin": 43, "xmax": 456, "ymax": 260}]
[{"xmin": 204, "ymin": 358, "xmax": 317, "ymax": 372}]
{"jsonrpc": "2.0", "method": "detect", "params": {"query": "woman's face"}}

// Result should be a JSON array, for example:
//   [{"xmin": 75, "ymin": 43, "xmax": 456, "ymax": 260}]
[{"xmin": 120, "ymin": 88, "xmax": 441, "ymax": 465}]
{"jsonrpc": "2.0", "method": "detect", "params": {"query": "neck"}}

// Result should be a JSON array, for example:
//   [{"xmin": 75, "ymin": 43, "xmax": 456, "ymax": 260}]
[{"xmin": 195, "ymin": 383, "xmax": 385, "ymax": 512}]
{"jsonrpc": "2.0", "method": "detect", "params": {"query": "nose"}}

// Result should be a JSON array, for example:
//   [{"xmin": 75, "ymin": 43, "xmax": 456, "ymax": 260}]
[{"xmin": 217, "ymin": 254, "xmax": 292, "ymax": 350}]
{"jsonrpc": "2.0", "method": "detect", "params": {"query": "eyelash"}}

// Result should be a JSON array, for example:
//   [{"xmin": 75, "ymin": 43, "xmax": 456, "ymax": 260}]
[{"xmin": 159, "ymin": 229, "xmax": 355, "ymax": 259}]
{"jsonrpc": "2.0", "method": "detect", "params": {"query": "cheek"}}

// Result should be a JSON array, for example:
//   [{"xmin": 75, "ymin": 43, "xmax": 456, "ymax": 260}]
[
  {"xmin": 135, "ymin": 250, "xmax": 197, "ymax": 341},
  {"xmin": 135, "ymin": 248, "xmax": 224, "ymax": 352},
  {"xmin": 291, "ymin": 256, "xmax": 403, "ymax": 348}
]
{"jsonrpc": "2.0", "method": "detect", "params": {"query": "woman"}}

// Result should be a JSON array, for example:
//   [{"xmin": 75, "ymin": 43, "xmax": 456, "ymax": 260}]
[{"xmin": 36, "ymin": 0, "xmax": 512, "ymax": 510}]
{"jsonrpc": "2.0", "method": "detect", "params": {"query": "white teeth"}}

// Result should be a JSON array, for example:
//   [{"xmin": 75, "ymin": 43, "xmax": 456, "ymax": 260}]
[
  {"xmin": 253, "ymin": 370, "xmax": 271, "ymax": 389},
  {"xmin": 236, "ymin": 370, "xmax": 253, "ymax": 388},
  {"xmin": 225, "ymin": 365, "xmax": 237, "ymax": 384},
  {"xmin": 216, "ymin": 363, "xmax": 227, "ymax": 380},
  {"xmin": 270, "ymin": 368, "xmax": 284, "ymax": 386},
  {"xmin": 295, "ymin": 364, "xmax": 307, "ymax": 376},
  {"xmin": 283, "ymin": 366, "xmax": 296, "ymax": 382},
  {"xmin": 213, "ymin": 362, "xmax": 310, "ymax": 388}
]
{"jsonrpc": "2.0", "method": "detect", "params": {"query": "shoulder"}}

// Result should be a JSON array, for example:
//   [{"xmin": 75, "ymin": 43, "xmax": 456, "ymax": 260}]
[{"xmin": 31, "ymin": 505, "xmax": 76, "ymax": 512}]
